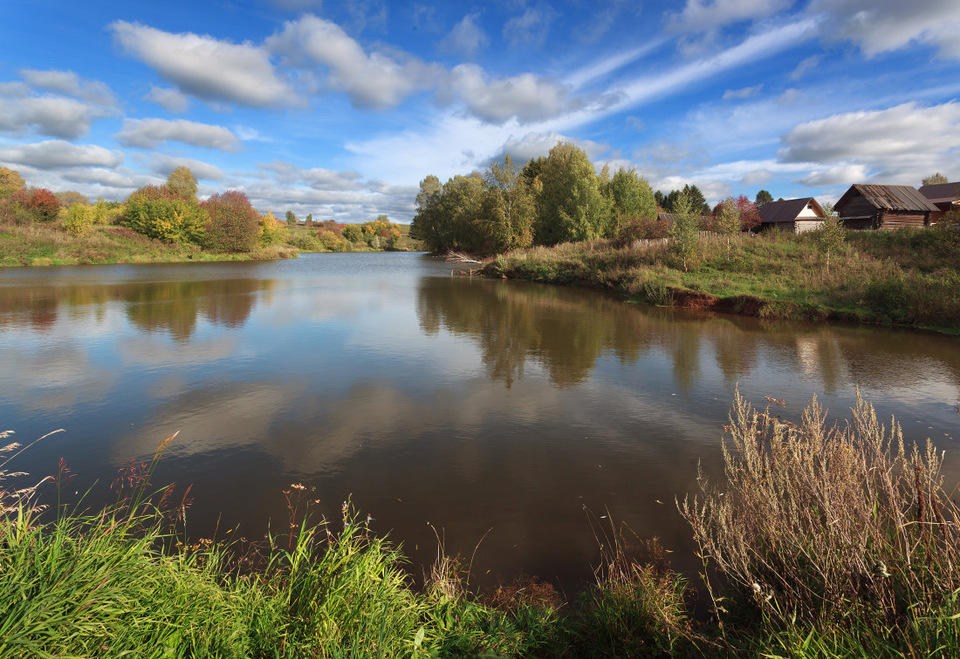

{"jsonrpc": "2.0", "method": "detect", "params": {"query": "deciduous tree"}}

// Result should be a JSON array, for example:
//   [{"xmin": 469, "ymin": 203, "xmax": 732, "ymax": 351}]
[
  {"xmin": 535, "ymin": 142, "xmax": 612, "ymax": 245},
  {"xmin": 0, "ymin": 166, "xmax": 26, "ymax": 200},
  {"xmin": 166, "ymin": 166, "xmax": 198, "ymax": 200},
  {"xmin": 922, "ymin": 173, "xmax": 949, "ymax": 186}
]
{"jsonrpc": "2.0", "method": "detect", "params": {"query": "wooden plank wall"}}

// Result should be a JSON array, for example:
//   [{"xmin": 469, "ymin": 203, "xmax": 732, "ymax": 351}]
[{"xmin": 879, "ymin": 212, "xmax": 927, "ymax": 229}]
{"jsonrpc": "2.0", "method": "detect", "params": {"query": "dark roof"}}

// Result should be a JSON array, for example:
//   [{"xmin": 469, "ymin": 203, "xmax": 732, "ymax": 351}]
[
  {"xmin": 757, "ymin": 197, "xmax": 823, "ymax": 223},
  {"xmin": 837, "ymin": 184, "xmax": 939, "ymax": 213},
  {"xmin": 919, "ymin": 182, "xmax": 960, "ymax": 203}
]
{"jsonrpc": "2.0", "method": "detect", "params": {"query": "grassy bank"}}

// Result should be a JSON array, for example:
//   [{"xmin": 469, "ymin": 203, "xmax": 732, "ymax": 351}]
[
  {"xmin": 482, "ymin": 228, "xmax": 960, "ymax": 333},
  {"xmin": 2, "ymin": 394, "xmax": 959, "ymax": 656},
  {"xmin": 0, "ymin": 222, "xmax": 298, "ymax": 268}
]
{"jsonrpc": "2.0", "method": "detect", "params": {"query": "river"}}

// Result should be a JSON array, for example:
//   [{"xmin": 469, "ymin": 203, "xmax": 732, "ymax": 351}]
[{"xmin": 1, "ymin": 252, "xmax": 958, "ymax": 589}]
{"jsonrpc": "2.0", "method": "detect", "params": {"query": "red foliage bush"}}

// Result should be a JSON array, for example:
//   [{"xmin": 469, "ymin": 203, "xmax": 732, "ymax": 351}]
[
  {"xmin": 615, "ymin": 216, "xmax": 671, "ymax": 245},
  {"xmin": 202, "ymin": 191, "xmax": 261, "ymax": 253},
  {"xmin": 13, "ymin": 188, "xmax": 61, "ymax": 222},
  {"xmin": 736, "ymin": 195, "xmax": 760, "ymax": 231}
]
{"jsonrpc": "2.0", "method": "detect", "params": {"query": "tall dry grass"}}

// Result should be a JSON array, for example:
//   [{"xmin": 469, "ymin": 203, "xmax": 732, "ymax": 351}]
[{"xmin": 680, "ymin": 390, "xmax": 960, "ymax": 629}]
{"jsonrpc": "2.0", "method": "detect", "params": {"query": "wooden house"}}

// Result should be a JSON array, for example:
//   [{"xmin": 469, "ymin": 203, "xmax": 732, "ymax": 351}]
[
  {"xmin": 918, "ymin": 181, "xmax": 960, "ymax": 224},
  {"xmin": 756, "ymin": 197, "xmax": 824, "ymax": 233},
  {"xmin": 834, "ymin": 184, "xmax": 938, "ymax": 230}
]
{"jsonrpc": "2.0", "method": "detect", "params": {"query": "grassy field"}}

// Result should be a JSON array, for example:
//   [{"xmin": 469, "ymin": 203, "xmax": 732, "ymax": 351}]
[
  {"xmin": 0, "ymin": 222, "xmax": 298, "ymax": 268},
  {"xmin": 482, "ymin": 228, "xmax": 960, "ymax": 333},
  {"xmin": 2, "ymin": 393, "xmax": 959, "ymax": 656}
]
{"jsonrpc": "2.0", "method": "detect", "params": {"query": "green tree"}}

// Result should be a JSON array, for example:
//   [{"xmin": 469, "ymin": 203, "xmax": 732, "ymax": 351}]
[
  {"xmin": 62, "ymin": 203, "xmax": 93, "ymax": 236},
  {"xmin": 285, "ymin": 210, "xmax": 297, "ymax": 226},
  {"xmin": 480, "ymin": 156, "xmax": 536, "ymax": 253},
  {"xmin": 342, "ymin": 224, "xmax": 364, "ymax": 243},
  {"xmin": 166, "ymin": 166, "xmax": 198, "ymax": 200},
  {"xmin": 124, "ymin": 185, "xmax": 207, "ymax": 244},
  {"xmin": 410, "ymin": 175, "xmax": 443, "ymax": 250},
  {"xmin": 535, "ymin": 142, "xmax": 612, "ymax": 245},
  {"xmin": 814, "ymin": 204, "xmax": 845, "ymax": 268},
  {"xmin": 922, "ymin": 173, "xmax": 949, "ymax": 186},
  {"xmin": 668, "ymin": 189, "xmax": 700, "ymax": 270},
  {"xmin": 55, "ymin": 191, "xmax": 89, "ymax": 206},
  {"xmin": 606, "ymin": 169, "xmax": 657, "ymax": 235},
  {"xmin": 715, "ymin": 198, "xmax": 741, "ymax": 235},
  {"xmin": 755, "ymin": 189, "xmax": 773, "ymax": 207},
  {"xmin": 0, "ymin": 166, "xmax": 26, "ymax": 200}
]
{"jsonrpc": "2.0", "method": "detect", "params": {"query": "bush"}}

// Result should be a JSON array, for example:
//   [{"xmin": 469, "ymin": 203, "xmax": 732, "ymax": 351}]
[
  {"xmin": 341, "ymin": 224, "xmax": 363, "ymax": 243},
  {"xmin": 316, "ymin": 229, "xmax": 349, "ymax": 252},
  {"xmin": 13, "ymin": 188, "xmax": 61, "ymax": 223},
  {"xmin": 615, "ymin": 216, "xmax": 670, "ymax": 245},
  {"xmin": 258, "ymin": 211, "xmax": 287, "ymax": 246},
  {"xmin": 202, "ymin": 191, "xmax": 260, "ymax": 253},
  {"xmin": 61, "ymin": 203, "xmax": 93, "ymax": 236},
  {"xmin": 124, "ymin": 186, "xmax": 207, "ymax": 244},
  {"xmin": 288, "ymin": 233, "xmax": 322, "ymax": 251}
]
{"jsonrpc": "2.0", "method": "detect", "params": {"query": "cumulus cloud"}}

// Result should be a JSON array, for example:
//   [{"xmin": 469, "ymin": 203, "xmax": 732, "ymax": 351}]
[
  {"xmin": 110, "ymin": 20, "xmax": 296, "ymax": 107},
  {"xmin": 116, "ymin": 118, "xmax": 241, "ymax": 151},
  {"xmin": 259, "ymin": 161, "xmax": 364, "ymax": 190},
  {"xmin": 492, "ymin": 132, "xmax": 609, "ymax": 164},
  {"xmin": 779, "ymin": 102, "xmax": 960, "ymax": 163},
  {"xmin": 503, "ymin": 5, "xmax": 556, "ymax": 47},
  {"xmin": 267, "ymin": 15, "xmax": 439, "ymax": 109},
  {"xmin": 0, "ymin": 94, "xmax": 105, "ymax": 139},
  {"xmin": 438, "ymin": 13, "xmax": 489, "ymax": 58},
  {"xmin": 810, "ymin": 0, "xmax": 960, "ymax": 59},
  {"xmin": 796, "ymin": 164, "xmax": 871, "ymax": 186},
  {"xmin": 20, "ymin": 69, "xmax": 117, "ymax": 106},
  {"xmin": 722, "ymin": 84, "xmax": 763, "ymax": 100},
  {"xmin": 148, "ymin": 155, "xmax": 225, "ymax": 181},
  {"xmin": 668, "ymin": 0, "xmax": 792, "ymax": 33},
  {"xmin": 145, "ymin": 85, "xmax": 189, "ymax": 113},
  {"xmin": 0, "ymin": 140, "xmax": 124, "ymax": 169},
  {"xmin": 443, "ymin": 65, "xmax": 578, "ymax": 124}
]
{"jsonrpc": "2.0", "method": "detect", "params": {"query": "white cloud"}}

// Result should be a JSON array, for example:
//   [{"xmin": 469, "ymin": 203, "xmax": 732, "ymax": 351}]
[
  {"xmin": 722, "ymin": 84, "xmax": 763, "ymax": 100},
  {"xmin": 148, "ymin": 155, "xmax": 225, "ymax": 181},
  {"xmin": 796, "ymin": 164, "xmax": 871, "ymax": 186},
  {"xmin": 444, "ymin": 65, "xmax": 578, "ymax": 124},
  {"xmin": 0, "ymin": 140, "xmax": 124, "ymax": 169},
  {"xmin": 110, "ymin": 20, "xmax": 295, "ymax": 107},
  {"xmin": 668, "ymin": 0, "xmax": 792, "ymax": 33},
  {"xmin": 116, "ymin": 118, "xmax": 241, "ymax": 151},
  {"xmin": 20, "ymin": 69, "xmax": 117, "ymax": 106},
  {"xmin": 438, "ymin": 13, "xmax": 488, "ymax": 58},
  {"xmin": 503, "ymin": 5, "xmax": 556, "ymax": 47},
  {"xmin": 779, "ymin": 102, "xmax": 960, "ymax": 163},
  {"xmin": 789, "ymin": 55, "xmax": 820, "ymax": 80},
  {"xmin": 145, "ymin": 85, "xmax": 189, "ymax": 113},
  {"xmin": 267, "ymin": 14, "xmax": 439, "ymax": 109},
  {"xmin": 259, "ymin": 161, "xmax": 364, "ymax": 190},
  {"xmin": 0, "ymin": 94, "xmax": 105, "ymax": 139},
  {"xmin": 493, "ymin": 132, "xmax": 609, "ymax": 164},
  {"xmin": 810, "ymin": 0, "xmax": 960, "ymax": 59}
]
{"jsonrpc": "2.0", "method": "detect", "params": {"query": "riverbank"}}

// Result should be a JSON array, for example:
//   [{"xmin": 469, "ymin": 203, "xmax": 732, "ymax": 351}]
[
  {"xmin": 0, "ymin": 222, "xmax": 298, "ymax": 267},
  {"xmin": 482, "ymin": 228, "xmax": 960, "ymax": 333},
  {"xmin": 2, "ymin": 393, "xmax": 958, "ymax": 656}
]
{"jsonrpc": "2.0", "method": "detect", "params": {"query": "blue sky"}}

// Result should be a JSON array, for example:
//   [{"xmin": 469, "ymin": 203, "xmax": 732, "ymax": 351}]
[{"xmin": 1, "ymin": 0, "xmax": 959, "ymax": 222}]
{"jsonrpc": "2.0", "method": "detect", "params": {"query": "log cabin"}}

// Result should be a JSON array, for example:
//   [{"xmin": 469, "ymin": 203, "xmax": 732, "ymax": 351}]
[
  {"xmin": 756, "ymin": 197, "xmax": 825, "ymax": 233},
  {"xmin": 834, "ymin": 184, "xmax": 939, "ymax": 230},
  {"xmin": 918, "ymin": 181, "xmax": 960, "ymax": 224}
]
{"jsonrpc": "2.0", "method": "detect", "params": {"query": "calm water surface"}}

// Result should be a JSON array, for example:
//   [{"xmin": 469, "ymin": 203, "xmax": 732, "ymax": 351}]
[{"xmin": 1, "ymin": 252, "xmax": 959, "ymax": 588}]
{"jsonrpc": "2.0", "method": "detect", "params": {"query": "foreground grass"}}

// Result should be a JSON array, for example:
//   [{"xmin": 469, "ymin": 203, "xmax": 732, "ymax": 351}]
[
  {"xmin": 0, "ymin": 222, "xmax": 298, "ymax": 267},
  {"xmin": 482, "ymin": 228, "xmax": 960, "ymax": 332},
  {"xmin": 3, "ymin": 392, "xmax": 959, "ymax": 656}
]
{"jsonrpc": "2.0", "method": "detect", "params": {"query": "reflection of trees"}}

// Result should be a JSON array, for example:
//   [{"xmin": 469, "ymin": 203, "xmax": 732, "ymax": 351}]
[
  {"xmin": 417, "ymin": 277, "xmax": 654, "ymax": 387},
  {"xmin": 416, "ymin": 276, "xmax": 960, "ymax": 394},
  {"xmin": 0, "ymin": 278, "xmax": 273, "ymax": 340}
]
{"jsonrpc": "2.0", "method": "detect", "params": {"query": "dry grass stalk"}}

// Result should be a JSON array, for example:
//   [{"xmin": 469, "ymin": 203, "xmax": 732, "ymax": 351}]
[{"xmin": 679, "ymin": 390, "xmax": 960, "ymax": 627}]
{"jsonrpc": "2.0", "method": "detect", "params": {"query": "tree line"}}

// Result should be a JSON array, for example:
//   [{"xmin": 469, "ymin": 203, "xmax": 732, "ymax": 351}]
[{"xmin": 410, "ymin": 142, "xmax": 772, "ymax": 256}]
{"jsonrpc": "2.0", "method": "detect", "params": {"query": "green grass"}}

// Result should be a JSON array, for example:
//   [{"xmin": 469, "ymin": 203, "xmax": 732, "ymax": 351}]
[
  {"xmin": 0, "ymin": 222, "xmax": 298, "ymax": 268},
  {"xmin": 482, "ymin": 228, "xmax": 960, "ymax": 333}
]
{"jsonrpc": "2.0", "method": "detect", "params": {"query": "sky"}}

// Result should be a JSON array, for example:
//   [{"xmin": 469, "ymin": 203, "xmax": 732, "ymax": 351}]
[{"xmin": 1, "ymin": 0, "xmax": 959, "ymax": 223}]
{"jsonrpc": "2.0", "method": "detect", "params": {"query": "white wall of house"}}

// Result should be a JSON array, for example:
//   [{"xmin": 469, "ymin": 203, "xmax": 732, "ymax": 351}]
[
  {"xmin": 796, "ymin": 203, "xmax": 820, "ymax": 219},
  {"xmin": 795, "ymin": 219, "xmax": 823, "ymax": 233}
]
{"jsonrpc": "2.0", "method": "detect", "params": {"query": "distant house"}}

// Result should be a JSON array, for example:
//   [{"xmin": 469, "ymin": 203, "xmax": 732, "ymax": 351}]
[
  {"xmin": 918, "ymin": 181, "xmax": 960, "ymax": 224},
  {"xmin": 834, "ymin": 184, "xmax": 939, "ymax": 230},
  {"xmin": 756, "ymin": 197, "xmax": 825, "ymax": 233}
]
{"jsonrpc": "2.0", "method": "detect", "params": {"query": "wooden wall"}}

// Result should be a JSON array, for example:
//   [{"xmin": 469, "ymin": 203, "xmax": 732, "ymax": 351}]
[{"xmin": 878, "ymin": 212, "xmax": 927, "ymax": 230}]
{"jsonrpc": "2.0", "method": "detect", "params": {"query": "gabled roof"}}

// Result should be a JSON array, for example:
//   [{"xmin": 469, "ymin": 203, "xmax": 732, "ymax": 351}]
[
  {"xmin": 757, "ymin": 197, "xmax": 823, "ymax": 223},
  {"xmin": 836, "ymin": 184, "xmax": 939, "ymax": 213},
  {"xmin": 919, "ymin": 182, "xmax": 960, "ymax": 204}
]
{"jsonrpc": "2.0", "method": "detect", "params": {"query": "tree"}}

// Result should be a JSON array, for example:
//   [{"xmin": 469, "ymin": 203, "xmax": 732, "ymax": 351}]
[
  {"xmin": 0, "ymin": 166, "xmax": 26, "ymax": 200},
  {"xmin": 124, "ymin": 185, "xmax": 206, "ymax": 244},
  {"xmin": 342, "ymin": 223, "xmax": 364, "ymax": 243},
  {"xmin": 202, "ymin": 191, "xmax": 261, "ymax": 252},
  {"xmin": 62, "ymin": 203, "xmax": 93, "ymax": 236},
  {"xmin": 285, "ymin": 210, "xmax": 297, "ymax": 225},
  {"xmin": 814, "ymin": 205, "xmax": 845, "ymax": 267},
  {"xmin": 923, "ymin": 173, "xmax": 949, "ymax": 186},
  {"xmin": 55, "ymin": 191, "xmax": 88, "ymax": 206},
  {"xmin": 480, "ymin": 155, "xmax": 536, "ymax": 253},
  {"xmin": 166, "ymin": 166, "xmax": 198, "ymax": 199},
  {"xmin": 715, "ymin": 198, "xmax": 741, "ymax": 235},
  {"xmin": 755, "ymin": 189, "xmax": 773, "ymax": 207},
  {"xmin": 535, "ymin": 142, "xmax": 612, "ymax": 245},
  {"xmin": 735, "ymin": 195, "xmax": 760, "ymax": 230},
  {"xmin": 668, "ymin": 189, "xmax": 700, "ymax": 270},
  {"xmin": 683, "ymin": 184, "xmax": 710, "ymax": 215},
  {"xmin": 410, "ymin": 175, "xmax": 442, "ymax": 248},
  {"xmin": 305, "ymin": 214, "xmax": 313, "ymax": 227},
  {"xmin": 606, "ymin": 169, "xmax": 657, "ymax": 234},
  {"xmin": 13, "ymin": 188, "xmax": 61, "ymax": 222},
  {"xmin": 259, "ymin": 210, "xmax": 286, "ymax": 245}
]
